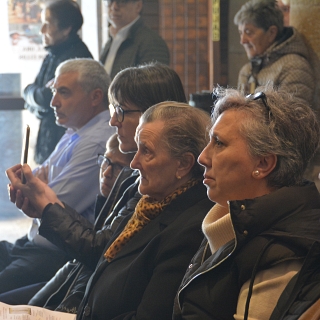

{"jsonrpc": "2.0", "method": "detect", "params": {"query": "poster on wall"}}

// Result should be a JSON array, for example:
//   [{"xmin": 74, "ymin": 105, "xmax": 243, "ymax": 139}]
[
  {"xmin": 7, "ymin": 0, "xmax": 46, "ymax": 62},
  {"xmin": 5, "ymin": 0, "xmax": 79, "ymax": 91}
]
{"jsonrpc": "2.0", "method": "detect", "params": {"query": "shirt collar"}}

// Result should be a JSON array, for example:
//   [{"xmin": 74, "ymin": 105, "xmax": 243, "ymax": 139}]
[
  {"xmin": 110, "ymin": 15, "xmax": 140, "ymax": 40},
  {"xmin": 66, "ymin": 110, "xmax": 110, "ymax": 139}
]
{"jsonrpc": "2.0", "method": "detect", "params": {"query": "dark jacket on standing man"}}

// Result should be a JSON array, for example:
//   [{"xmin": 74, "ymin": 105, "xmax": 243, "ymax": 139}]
[{"xmin": 100, "ymin": 17, "xmax": 170, "ymax": 79}]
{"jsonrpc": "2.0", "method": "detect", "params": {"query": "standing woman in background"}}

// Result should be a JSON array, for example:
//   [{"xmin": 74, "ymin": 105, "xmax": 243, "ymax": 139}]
[{"xmin": 24, "ymin": 0, "xmax": 92, "ymax": 164}]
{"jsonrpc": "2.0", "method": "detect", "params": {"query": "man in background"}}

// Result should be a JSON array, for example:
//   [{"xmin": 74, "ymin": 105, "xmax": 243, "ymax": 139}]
[
  {"xmin": 24, "ymin": 0, "xmax": 92, "ymax": 164},
  {"xmin": 100, "ymin": 0, "xmax": 170, "ymax": 79}
]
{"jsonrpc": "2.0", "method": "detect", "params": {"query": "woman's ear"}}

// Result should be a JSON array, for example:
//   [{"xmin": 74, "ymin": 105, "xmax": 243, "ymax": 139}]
[
  {"xmin": 252, "ymin": 154, "xmax": 277, "ymax": 179},
  {"xmin": 267, "ymin": 25, "xmax": 278, "ymax": 43},
  {"xmin": 176, "ymin": 152, "xmax": 195, "ymax": 179}
]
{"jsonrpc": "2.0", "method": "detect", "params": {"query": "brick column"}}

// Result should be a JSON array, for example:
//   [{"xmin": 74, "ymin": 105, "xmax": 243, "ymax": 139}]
[{"xmin": 158, "ymin": 0, "xmax": 210, "ymax": 96}]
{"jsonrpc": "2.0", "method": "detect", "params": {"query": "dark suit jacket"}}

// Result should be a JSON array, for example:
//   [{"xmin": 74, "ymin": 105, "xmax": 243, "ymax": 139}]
[
  {"xmin": 100, "ymin": 17, "xmax": 170, "ymax": 79},
  {"xmin": 76, "ymin": 182, "xmax": 212, "ymax": 320}
]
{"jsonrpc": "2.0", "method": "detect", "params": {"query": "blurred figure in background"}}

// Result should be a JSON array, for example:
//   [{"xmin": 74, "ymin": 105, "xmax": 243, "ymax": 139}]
[
  {"xmin": 100, "ymin": 0, "xmax": 169, "ymax": 79},
  {"xmin": 24, "ymin": 0, "xmax": 92, "ymax": 164},
  {"xmin": 235, "ymin": 0, "xmax": 314, "ymax": 107}
]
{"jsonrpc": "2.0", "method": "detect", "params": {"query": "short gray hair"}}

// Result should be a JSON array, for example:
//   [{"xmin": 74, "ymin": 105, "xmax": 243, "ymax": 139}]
[
  {"xmin": 139, "ymin": 101, "xmax": 211, "ymax": 178},
  {"xmin": 55, "ymin": 58, "xmax": 111, "ymax": 104},
  {"xmin": 212, "ymin": 86, "xmax": 320, "ymax": 188},
  {"xmin": 234, "ymin": 0, "xmax": 284, "ymax": 38}
]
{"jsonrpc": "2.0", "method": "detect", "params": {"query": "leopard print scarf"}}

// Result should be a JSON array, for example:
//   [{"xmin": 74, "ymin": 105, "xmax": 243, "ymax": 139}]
[{"xmin": 104, "ymin": 178, "xmax": 200, "ymax": 262}]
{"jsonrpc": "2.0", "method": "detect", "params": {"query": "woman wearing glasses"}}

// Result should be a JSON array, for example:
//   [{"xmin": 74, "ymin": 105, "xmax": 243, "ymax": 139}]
[
  {"xmin": 108, "ymin": 62, "xmax": 187, "ymax": 154},
  {"xmin": 173, "ymin": 86, "xmax": 320, "ymax": 320}
]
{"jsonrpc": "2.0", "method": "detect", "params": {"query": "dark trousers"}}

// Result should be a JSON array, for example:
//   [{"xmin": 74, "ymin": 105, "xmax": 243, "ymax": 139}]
[
  {"xmin": 0, "ymin": 236, "xmax": 69, "ymax": 296},
  {"xmin": 0, "ymin": 282, "xmax": 46, "ymax": 305}
]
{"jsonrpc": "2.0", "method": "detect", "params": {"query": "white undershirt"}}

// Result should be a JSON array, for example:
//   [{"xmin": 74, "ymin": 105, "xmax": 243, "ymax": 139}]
[{"xmin": 104, "ymin": 16, "xmax": 140, "ymax": 75}]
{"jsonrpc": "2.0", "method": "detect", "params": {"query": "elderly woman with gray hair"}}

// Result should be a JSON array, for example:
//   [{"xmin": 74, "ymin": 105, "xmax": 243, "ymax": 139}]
[
  {"xmin": 235, "ymin": 0, "xmax": 314, "ymax": 107},
  {"xmin": 7, "ymin": 102, "xmax": 212, "ymax": 320},
  {"xmin": 173, "ymin": 86, "xmax": 320, "ymax": 320}
]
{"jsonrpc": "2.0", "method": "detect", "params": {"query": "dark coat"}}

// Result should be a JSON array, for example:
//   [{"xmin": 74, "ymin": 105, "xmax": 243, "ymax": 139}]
[
  {"xmin": 100, "ymin": 17, "xmax": 170, "ymax": 79},
  {"xmin": 39, "ymin": 182, "xmax": 212, "ymax": 320},
  {"xmin": 23, "ymin": 34, "xmax": 93, "ymax": 164},
  {"xmin": 29, "ymin": 168, "xmax": 139, "ymax": 311},
  {"xmin": 173, "ymin": 181, "xmax": 320, "ymax": 320}
]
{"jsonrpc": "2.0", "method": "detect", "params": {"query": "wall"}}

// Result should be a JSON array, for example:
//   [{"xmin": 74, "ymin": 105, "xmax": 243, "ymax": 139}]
[{"xmin": 158, "ymin": 0, "xmax": 211, "ymax": 96}]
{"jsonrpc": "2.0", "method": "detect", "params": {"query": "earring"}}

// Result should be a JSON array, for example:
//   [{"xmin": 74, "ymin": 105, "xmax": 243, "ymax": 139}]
[
  {"xmin": 253, "ymin": 170, "xmax": 260, "ymax": 177},
  {"xmin": 176, "ymin": 174, "xmax": 181, "ymax": 180}
]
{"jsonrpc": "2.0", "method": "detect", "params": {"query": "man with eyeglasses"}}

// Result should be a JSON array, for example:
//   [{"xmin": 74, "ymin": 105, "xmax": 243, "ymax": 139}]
[
  {"xmin": 100, "ymin": 0, "xmax": 169, "ymax": 79},
  {"xmin": 97, "ymin": 134, "xmax": 134, "ymax": 198}
]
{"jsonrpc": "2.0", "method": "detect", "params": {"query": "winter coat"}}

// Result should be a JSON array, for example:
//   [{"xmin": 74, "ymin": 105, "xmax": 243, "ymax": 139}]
[
  {"xmin": 29, "ymin": 168, "xmax": 138, "ymax": 311},
  {"xmin": 238, "ymin": 27, "xmax": 315, "ymax": 107},
  {"xmin": 174, "ymin": 181, "xmax": 320, "ymax": 320},
  {"xmin": 39, "ymin": 182, "xmax": 212, "ymax": 320}
]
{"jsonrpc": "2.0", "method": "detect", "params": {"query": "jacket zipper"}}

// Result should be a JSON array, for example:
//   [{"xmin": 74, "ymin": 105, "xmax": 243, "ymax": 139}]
[{"xmin": 176, "ymin": 203, "xmax": 238, "ymax": 312}]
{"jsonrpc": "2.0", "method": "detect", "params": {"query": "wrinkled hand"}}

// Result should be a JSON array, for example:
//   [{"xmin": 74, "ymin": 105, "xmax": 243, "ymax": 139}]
[{"xmin": 6, "ymin": 164, "xmax": 63, "ymax": 218}]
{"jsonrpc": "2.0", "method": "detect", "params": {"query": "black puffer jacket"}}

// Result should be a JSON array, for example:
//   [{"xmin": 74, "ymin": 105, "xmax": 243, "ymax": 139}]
[
  {"xmin": 174, "ymin": 181, "xmax": 320, "ymax": 320},
  {"xmin": 24, "ymin": 34, "xmax": 92, "ymax": 164}
]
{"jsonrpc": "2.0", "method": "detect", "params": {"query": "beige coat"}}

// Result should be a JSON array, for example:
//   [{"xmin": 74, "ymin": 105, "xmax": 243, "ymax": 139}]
[{"xmin": 238, "ymin": 27, "xmax": 315, "ymax": 108}]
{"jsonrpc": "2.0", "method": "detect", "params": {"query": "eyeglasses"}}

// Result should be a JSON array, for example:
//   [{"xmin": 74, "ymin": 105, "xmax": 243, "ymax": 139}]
[
  {"xmin": 246, "ymin": 92, "xmax": 272, "ymax": 121},
  {"xmin": 97, "ymin": 154, "xmax": 123, "ymax": 175},
  {"xmin": 109, "ymin": 104, "xmax": 141, "ymax": 123}
]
